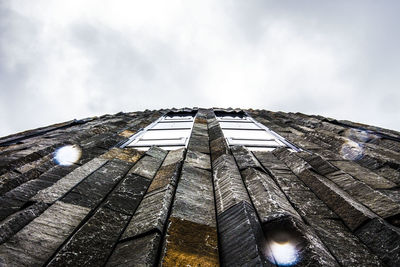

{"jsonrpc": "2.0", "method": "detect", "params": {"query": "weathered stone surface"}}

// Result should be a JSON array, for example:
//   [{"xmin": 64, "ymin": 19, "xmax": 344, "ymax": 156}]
[
  {"xmin": 187, "ymin": 134, "xmax": 210, "ymax": 154},
  {"xmin": 0, "ymin": 202, "xmax": 49, "ymax": 244},
  {"xmin": 218, "ymin": 201, "xmax": 271, "ymax": 266},
  {"xmin": 0, "ymin": 201, "xmax": 90, "ymax": 266},
  {"xmin": 161, "ymin": 148, "xmax": 185, "ymax": 166},
  {"xmin": 208, "ymin": 123, "xmax": 224, "ymax": 141},
  {"xmin": 297, "ymin": 152, "xmax": 339, "ymax": 175},
  {"xmin": 100, "ymin": 147, "xmax": 144, "ymax": 163},
  {"xmin": 103, "ymin": 173, "xmax": 150, "ymax": 215},
  {"xmin": 330, "ymin": 160, "xmax": 396, "ymax": 189},
  {"xmin": 213, "ymin": 154, "xmax": 251, "ymax": 215},
  {"xmin": 306, "ymin": 217, "xmax": 384, "ymax": 266},
  {"xmin": 47, "ymin": 207, "xmax": 129, "ymax": 267},
  {"xmin": 129, "ymin": 154, "xmax": 165, "ymax": 179},
  {"xmin": 231, "ymin": 146, "xmax": 262, "ymax": 170},
  {"xmin": 32, "ymin": 158, "xmax": 107, "ymax": 204},
  {"xmin": 253, "ymin": 151, "xmax": 289, "ymax": 170},
  {"xmin": 274, "ymin": 149, "xmax": 377, "ymax": 230},
  {"xmin": 171, "ymin": 164, "xmax": 216, "ymax": 227},
  {"xmin": 122, "ymin": 187, "xmax": 174, "ymax": 239},
  {"xmin": 185, "ymin": 150, "xmax": 211, "ymax": 170},
  {"xmin": 145, "ymin": 146, "xmax": 168, "ymax": 160},
  {"xmin": 62, "ymin": 159, "xmax": 132, "ymax": 209},
  {"xmin": 241, "ymin": 168, "xmax": 301, "ymax": 223},
  {"xmin": 355, "ymin": 218, "xmax": 400, "ymax": 266},
  {"xmin": 107, "ymin": 232, "xmax": 161, "ymax": 267},
  {"xmin": 210, "ymin": 136, "xmax": 229, "ymax": 162},
  {"xmin": 118, "ymin": 129, "xmax": 136, "ymax": 138},
  {"xmin": 0, "ymin": 164, "xmax": 78, "ymax": 220},
  {"xmin": 326, "ymin": 171, "xmax": 400, "ymax": 219},
  {"xmin": 161, "ymin": 217, "xmax": 219, "ymax": 266}
]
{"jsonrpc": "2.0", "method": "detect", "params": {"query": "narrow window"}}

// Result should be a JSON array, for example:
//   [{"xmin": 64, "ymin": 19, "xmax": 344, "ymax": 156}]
[
  {"xmin": 215, "ymin": 111, "xmax": 300, "ymax": 152},
  {"xmin": 121, "ymin": 111, "xmax": 196, "ymax": 150}
]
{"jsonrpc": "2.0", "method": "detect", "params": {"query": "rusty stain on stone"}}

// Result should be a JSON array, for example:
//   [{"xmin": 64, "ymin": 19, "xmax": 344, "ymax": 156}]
[
  {"xmin": 100, "ymin": 147, "xmax": 143, "ymax": 163},
  {"xmin": 118, "ymin": 129, "xmax": 136, "ymax": 138}
]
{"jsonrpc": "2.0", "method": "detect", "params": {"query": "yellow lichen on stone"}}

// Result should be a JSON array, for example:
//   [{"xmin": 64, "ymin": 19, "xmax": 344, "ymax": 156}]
[
  {"xmin": 162, "ymin": 217, "xmax": 219, "ymax": 267},
  {"xmin": 100, "ymin": 148, "xmax": 143, "ymax": 163},
  {"xmin": 118, "ymin": 130, "xmax": 136, "ymax": 138}
]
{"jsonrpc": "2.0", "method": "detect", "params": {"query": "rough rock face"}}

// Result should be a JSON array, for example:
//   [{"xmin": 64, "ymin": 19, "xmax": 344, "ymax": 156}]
[{"xmin": 0, "ymin": 108, "xmax": 400, "ymax": 266}]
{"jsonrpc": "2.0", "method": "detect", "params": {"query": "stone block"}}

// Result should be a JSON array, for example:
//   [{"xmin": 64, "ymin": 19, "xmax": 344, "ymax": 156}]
[
  {"xmin": 306, "ymin": 217, "xmax": 383, "ymax": 266},
  {"xmin": 185, "ymin": 150, "xmax": 211, "ymax": 170},
  {"xmin": 355, "ymin": 218, "xmax": 400, "ymax": 266},
  {"xmin": 171, "ymin": 164, "xmax": 216, "ymax": 227},
  {"xmin": 62, "ymin": 159, "xmax": 132, "ymax": 209},
  {"xmin": 100, "ymin": 147, "xmax": 144, "ymax": 163},
  {"xmin": 122, "ymin": 187, "xmax": 174, "ymax": 239},
  {"xmin": 210, "ymin": 137, "xmax": 229, "ymax": 162},
  {"xmin": 327, "ymin": 171, "xmax": 400, "ymax": 219},
  {"xmin": 145, "ymin": 146, "xmax": 168, "ymax": 160},
  {"xmin": 32, "ymin": 158, "xmax": 107, "ymax": 204},
  {"xmin": 107, "ymin": 232, "xmax": 161, "ymax": 267},
  {"xmin": 231, "ymin": 146, "xmax": 262, "ymax": 170},
  {"xmin": 0, "ymin": 201, "xmax": 90, "ymax": 266},
  {"xmin": 160, "ymin": 217, "xmax": 219, "ymax": 266},
  {"xmin": 187, "ymin": 134, "xmax": 210, "ymax": 154},
  {"xmin": 330, "ymin": 160, "xmax": 396, "ymax": 189},
  {"xmin": 103, "ymin": 173, "xmax": 150, "ymax": 215},
  {"xmin": 0, "ymin": 202, "xmax": 48, "ymax": 244},
  {"xmin": 129, "ymin": 155, "xmax": 164, "ymax": 179},
  {"xmin": 212, "ymin": 154, "xmax": 250, "ymax": 215},
  {"xmin": 241, "ymin": 168, "xmax": 301, "ymax": 224},
  {"xmin": 218, "ymin": 201, "xmax": 271, "ymax": 266},
  {"xmin": 47, "ymin": 207, "xmax": 129, "ymax": 267}
]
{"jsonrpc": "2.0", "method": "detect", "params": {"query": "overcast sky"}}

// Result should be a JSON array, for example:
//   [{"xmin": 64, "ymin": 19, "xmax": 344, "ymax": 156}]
[{"xmin": 1, "ymin": 0, "xmax": 399, "ymax": 137}]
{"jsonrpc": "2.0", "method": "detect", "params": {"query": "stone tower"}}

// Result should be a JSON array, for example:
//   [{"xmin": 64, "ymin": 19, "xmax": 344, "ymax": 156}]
[{"xmin": 0, "ymin": 108, "xmax": 399, "ymax": 266}]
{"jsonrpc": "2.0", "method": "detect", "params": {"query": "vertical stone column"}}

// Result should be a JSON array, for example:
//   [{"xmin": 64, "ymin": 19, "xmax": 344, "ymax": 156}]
[{"xmin": 160, "ymin": 109, "xmax": 219, "ymax": 266}]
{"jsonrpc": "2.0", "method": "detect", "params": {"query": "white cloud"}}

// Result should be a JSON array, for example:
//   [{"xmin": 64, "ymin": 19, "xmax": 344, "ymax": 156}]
[{"xmin": 0, "ymin": 0, "xmax": 399, "ymax": 137}]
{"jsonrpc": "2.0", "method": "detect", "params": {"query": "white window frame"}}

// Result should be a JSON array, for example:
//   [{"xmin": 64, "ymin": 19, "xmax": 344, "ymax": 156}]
[
  {"xmin": 216, "ymin": 112, "xmax": 301, "ymax": 152},
  {"xmin": 121, "ymin": 112, "xmax": 195, "ymax": 150}
]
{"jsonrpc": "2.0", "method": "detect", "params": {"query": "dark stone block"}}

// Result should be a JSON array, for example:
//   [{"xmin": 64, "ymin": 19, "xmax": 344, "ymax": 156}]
[
  {"xmin": 47, "ymin": 207, "xmax": 130, "ymax": 267},
  {"xmin": 187, "ymin": 134, "xmax": 210, "ymax": 154},
  {"xmin": 184, "ymin": 150, "xmax": 211, "ymax": 170},
  {"xmin": 145, "ymin": 146, "xmax": 168, "ymax": 160},
  {"xmin": 231, "ymin": 146, "xmax": 262, "ymax": 171},
  {"xmin": 355, "ymin": 218, "xmax": 400, "ymax": 266},
  {"xmin": 218, "ymin": 201, "xmax": 271, "ymax": 266},
  {"xmin": 210, "ymin": 136, "xmax": 229, "ymax": 162},
  {"xmin": 103, "ymin": 174, "xmax": 150, "ymax": 215},
  {"xmin": 130, "ymin": 154, "xmax": 164, "ymax": 179},
  {"xmin": 62, "ymin": 159, "xmax": 132, "ymax": 209},
  {"xmin": 0, "ymin": 202, "xmax": 49, "ymax": 244},
  {"xmin": 297, "ymin": 152, "xmax": 339, "ymax": 175},
  {"xmin": 107, "ymin": 232, "xmax": 161, "ymax": 266},
  {"xmin": 306, "ymin": 217, "xmax": 384, "ymax": 266},
  {"xmin": 122, "ymin": 187, "xmax": 174, "ymax": 239},
  {"xmin": 212, "ymin": 154, "xmax": 251, "ymax": 215}
]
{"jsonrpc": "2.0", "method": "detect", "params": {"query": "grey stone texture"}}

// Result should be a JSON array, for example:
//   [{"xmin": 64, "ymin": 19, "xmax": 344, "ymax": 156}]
[{"xmin": 1, "ymin": 108, "xmax": 400, "ymax": 266}]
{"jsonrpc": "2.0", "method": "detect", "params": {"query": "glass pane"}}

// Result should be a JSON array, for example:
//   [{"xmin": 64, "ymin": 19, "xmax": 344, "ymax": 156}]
[
  {"xmin": 222, "ymin": 129, "xmax": 276, "ymax": 140},
  {"xmin": 164, "ymin": 115, "xmax": 194, "ymax": 120},
  {"xmin": 152, "ymin": 121, "xmax": 193, "ymax": 129},
  {"xmin": 247, "ymin": 147, "xmax": 276, "ymax": 152},
  {"xmin": 141, "ymin": 129, "xmax": 191, "ymax": 139},
  {"xmin": 135, "ymin": 138, "xmax": 186, "ymax": 146},
  {"xmin": 228, "ymin": 139, "xmax": 281, "ymax": 146},
  {"xmin": 220, "ymin": 121, "xmax": 260, "ymax": 129}
]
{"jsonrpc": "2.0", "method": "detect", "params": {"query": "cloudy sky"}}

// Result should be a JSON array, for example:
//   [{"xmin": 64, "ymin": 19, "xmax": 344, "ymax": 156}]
[{"xmin": 1, "ymin": 0, "xmax": 399, "ymax": 137}]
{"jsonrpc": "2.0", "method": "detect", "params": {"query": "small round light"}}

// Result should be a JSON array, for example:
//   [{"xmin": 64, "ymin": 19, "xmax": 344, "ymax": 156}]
[
  {"xmin": 267, "ymin": 240, "xmax": 299, "ymax": 266},
  {"xmin": 53, "ymin": 145, "xmax": 82, "ymax": 166},
  {"xmin": 340, "ymin": 139, "xmax": 363, "ymax": 160}
]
